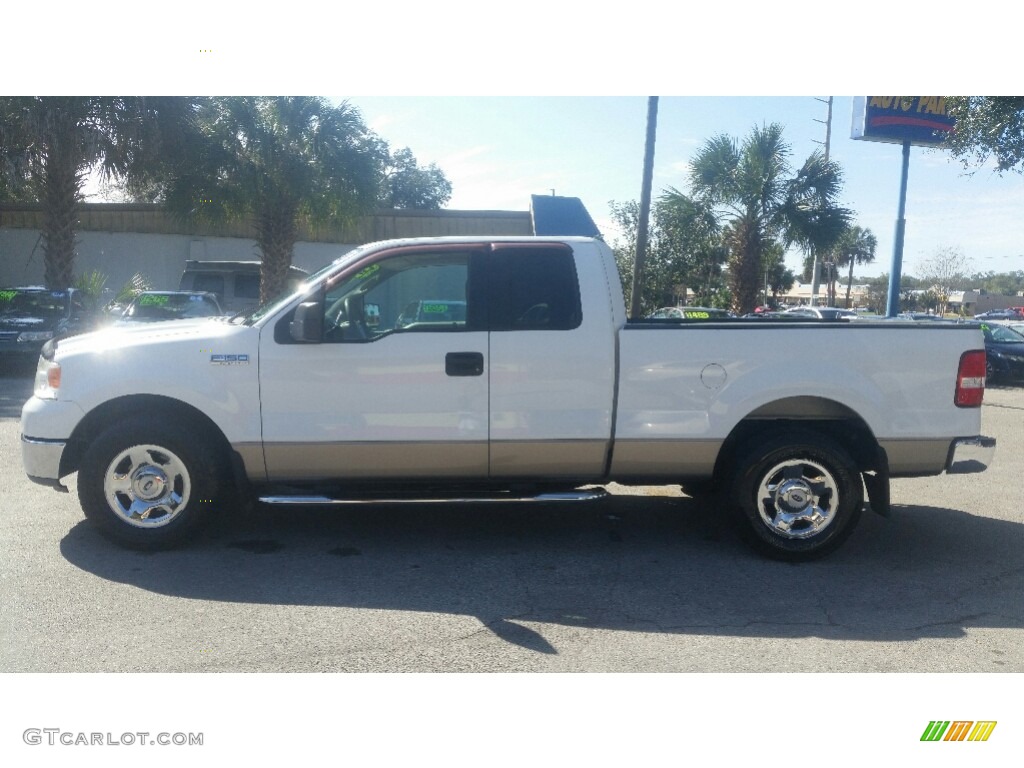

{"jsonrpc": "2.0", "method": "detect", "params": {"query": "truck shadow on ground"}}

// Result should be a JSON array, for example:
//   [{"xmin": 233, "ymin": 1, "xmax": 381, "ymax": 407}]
[{"xmin": 59, "ymin": 495, "xmax": 1024, "ymax": 651}]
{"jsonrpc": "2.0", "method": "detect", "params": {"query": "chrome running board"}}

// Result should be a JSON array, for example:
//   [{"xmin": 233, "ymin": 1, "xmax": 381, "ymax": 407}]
[{"xmin": 258, "ymin": 489, "xmax": 609, "ymax": 506}]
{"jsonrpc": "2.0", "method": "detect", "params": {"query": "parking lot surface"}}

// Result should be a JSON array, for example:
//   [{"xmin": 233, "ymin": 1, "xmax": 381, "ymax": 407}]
[{"xmin": 1, "ymin": 363, "xmax": 1022, "ymax": 673}]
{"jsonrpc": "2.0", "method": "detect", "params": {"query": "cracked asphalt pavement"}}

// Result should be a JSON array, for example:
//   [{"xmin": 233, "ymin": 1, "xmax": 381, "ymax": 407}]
[{"xmin": 2, "ymin": 364, "xmax": 1022, "ymax": 672}]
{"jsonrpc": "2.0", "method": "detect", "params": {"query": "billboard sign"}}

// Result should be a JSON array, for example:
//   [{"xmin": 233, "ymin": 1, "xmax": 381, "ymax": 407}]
[{"xmin": 851, "ymin": 96, "xmax": 955, "ymax": 146}]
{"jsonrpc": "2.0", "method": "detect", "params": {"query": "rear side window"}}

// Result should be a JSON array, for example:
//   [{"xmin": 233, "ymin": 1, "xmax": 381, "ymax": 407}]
[
  {"xmin": 191, "ymin": 274, "xmax": 224, "ymax": 297},
  {"xmin": 487, "ymin": 247, "xmax": 582, "ymax": 331},
  {"xmin": 234, "ymin": 274, "xmax": 260, "ymax": 300}
]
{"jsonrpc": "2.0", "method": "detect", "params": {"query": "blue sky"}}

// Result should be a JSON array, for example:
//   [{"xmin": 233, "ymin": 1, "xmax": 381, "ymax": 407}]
[
  {"xmin": 344, "ymin": 96, "xmax": 1024, "ymax": 279},
  {"xmin": 11, "ymin": 2, "xmax": 1021, "ymax": 283}
]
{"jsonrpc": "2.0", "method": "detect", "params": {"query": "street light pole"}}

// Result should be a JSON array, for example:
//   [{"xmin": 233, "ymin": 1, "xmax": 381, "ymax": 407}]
[
  {"xmin": 629, "ymin": 97, "xmax": 659, "ymax": 320},
  {"xmin": 811, "ymin": 96, "xmax": 833, "ymax": 307}
]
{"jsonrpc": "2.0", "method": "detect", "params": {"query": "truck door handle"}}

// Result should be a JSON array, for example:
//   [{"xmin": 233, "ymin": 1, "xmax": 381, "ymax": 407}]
[{"xmin": 446, "ymin": 352, "xmax": 484, "ymax": 377}]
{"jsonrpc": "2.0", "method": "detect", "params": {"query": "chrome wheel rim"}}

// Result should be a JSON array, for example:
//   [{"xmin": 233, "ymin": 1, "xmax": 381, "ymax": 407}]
[
  {"xmin": 756, "ymin": 458, "xmax": 839, "ymax": 540},
  {"xmin": 102, "ymin": 444, "xmax": 191, "ymax": 528}
]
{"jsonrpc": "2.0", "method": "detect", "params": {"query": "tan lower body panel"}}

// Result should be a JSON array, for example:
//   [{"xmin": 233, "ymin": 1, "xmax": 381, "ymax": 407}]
[
  {"xmin": 609, "ymin": 439, "xmax": 721, "ymax": 480},
  {"xmin": 489, "ymin": 440, "xmax": 609, "ymax": 479},
  {"xmin": 878, "ymin": 438, "xmax": 952, "ymax": 476},
  {"xmin": 261, "ymin": 441, "xmax": 488, "ymax": 482},
  {"xmin": 241, "ymin": 437, "xmax": 953, "ymax": 484},
  {"xmin": 245, "ymin": 440, "xmax": 609, "ymax": 483}
]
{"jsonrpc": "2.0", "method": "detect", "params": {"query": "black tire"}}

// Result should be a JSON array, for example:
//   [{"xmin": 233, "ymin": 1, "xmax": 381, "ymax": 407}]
[
  {"xmin": 730, "ymin": 430, "xmax": 863, "ymax": 561},
  {"xmin": 986, "ymin": 357, "xmax": 999, "ymax": 384},
  {"xmin": 77, "ymin": 416, "xmax": 225, "ymax": 550}
]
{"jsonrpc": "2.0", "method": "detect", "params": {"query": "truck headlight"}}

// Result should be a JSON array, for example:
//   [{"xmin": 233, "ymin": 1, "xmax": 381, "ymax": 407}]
[
  {"xmin": 34, "ymin": 358, "xmax": 61, "ymax": 399},
  {"xmin": 19, "ymin": 330, "xmax": 55, "ymax": 343}
]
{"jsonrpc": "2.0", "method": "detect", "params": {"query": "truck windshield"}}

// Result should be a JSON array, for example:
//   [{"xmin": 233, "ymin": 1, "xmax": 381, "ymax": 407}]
[{"xmin": 240, "ymin": 247, "xmax": 373, "ymax": 325}]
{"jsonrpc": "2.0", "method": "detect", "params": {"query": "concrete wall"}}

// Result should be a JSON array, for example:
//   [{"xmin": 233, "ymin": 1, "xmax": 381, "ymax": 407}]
[
  {"xmin": 0, "ymin": 229, "xmax": 355, "ymax": 296},
  {"xmin": 0, "ymin": 204, "xmax": 534, "ymax": 299}
]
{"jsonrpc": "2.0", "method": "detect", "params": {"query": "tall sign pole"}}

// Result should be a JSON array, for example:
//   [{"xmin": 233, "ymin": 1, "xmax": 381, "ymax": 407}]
[
  {"xmin": 886, "ymin": 139, "xmax": 912, "ymax": 317},
  {"xmin": 851, "ymin": 97, "xmax": 955, "ymax": 318},
  {"xmin": 629, "ymin": 96, "xmax": 659, "ymax": 320}
]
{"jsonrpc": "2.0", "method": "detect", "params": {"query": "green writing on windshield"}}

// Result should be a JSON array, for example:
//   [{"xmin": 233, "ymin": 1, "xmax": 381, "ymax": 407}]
[
  {"xmin": 355, "ymin": 264, "xmax": 380, "ymax": 280},
  {"xmin": 0, "ymin": 290, "xmax": 16, "ymax": 302},
  {"xmin": 422, "ymin": 303, "xmax": 449, "ymax": 314},
  {"xmin": 139, "ymin": 294, "xmax": 169, "ymax": 306}
]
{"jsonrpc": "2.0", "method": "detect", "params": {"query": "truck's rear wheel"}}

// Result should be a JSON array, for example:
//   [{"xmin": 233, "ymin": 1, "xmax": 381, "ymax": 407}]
[
  {"xmin": 78, "ymin": 417, "xmax": 223, "ymax": 549},
  {"xmin": 730, "ymin": 431, "xmax": 863, "ymax": 561}
]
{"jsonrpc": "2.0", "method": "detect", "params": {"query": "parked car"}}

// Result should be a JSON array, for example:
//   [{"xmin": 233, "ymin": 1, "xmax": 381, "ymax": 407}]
[
  {"xmin": 898, "ymin": 312, "xmax": 950, "ymax": 322},
  {"xmin": 116, "ymin": 291, "xmax": 224, "ymax": 324},
  {"xmin": 646, "ymin": 306, "xmax": 734, "ymax": 320},
  {"xmin": 741, "ymin": 310, "xmax": 790, "ymax": 319},
  {"xmin": 974, "ymin": 308, "xmax": 1024, "ymax": 321},
  {"xmin": 178, "ymin": 260, "xmax": 309, "ymax": 315},
  {"xmin": 975, "ymin": 322, "xmax": 1024, "ymax": 382},
  {"xmin": 395, "ymin": 299, "xmax": 468, "ymax": 328},
  {"xmin": 783, "ymin": 306, "xmax": 859, "ymax": 321},
  {"xmin": 0, "ymin": 287, "xmax": 99, "ymax": 362}
]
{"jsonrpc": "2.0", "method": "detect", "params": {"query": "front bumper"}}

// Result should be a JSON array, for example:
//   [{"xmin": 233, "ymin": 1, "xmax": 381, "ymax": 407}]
[
  {"xmin": 21, "ymin": 434, "xmax": 68, "ymax": 489},
  {"xmin": 946, "ymin": 436, "xmax": 997, "ymax": 474}
]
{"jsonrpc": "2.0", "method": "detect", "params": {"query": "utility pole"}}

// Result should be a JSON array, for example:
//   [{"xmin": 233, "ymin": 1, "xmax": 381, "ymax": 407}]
[
  {"xmin": 629, "ymin": 97, "xmax": 659, "ymax": 320},
  {"xmin": 810, "ymin": 96, "xmax": 833, "ymax": 306}
]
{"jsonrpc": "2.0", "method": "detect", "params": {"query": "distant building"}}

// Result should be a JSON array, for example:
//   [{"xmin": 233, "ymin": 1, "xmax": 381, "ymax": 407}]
[
  {"xmin": 956, "ymin": 290, "xmax": 1024, "ymax": 316},
  {"xmin": 776, "ymin": 281, "xmax": 870, "ymax": 308}
]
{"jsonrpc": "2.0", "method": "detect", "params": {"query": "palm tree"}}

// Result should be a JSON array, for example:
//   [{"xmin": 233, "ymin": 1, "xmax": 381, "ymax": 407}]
[
  {"xmin": 785, "ymin": 151, "xmax": 852, "ymax": 308},
  {"xmin": 161, "ymin": 97, "xmax": 384, "ymax": 301},
  {"xmin": 0, "ymin": 97, "xmax": 194, "ymax": 288},
  {"xmin": 688, "ymin": 123, "xmax": 850, "ymax": 314},
  {"xmin": 834, "ymin": 225, "xmax": 878, "ymax": 308},
  {"xmin": 656, "ymin": 190, "xmax": 727, "ymax": 305}
]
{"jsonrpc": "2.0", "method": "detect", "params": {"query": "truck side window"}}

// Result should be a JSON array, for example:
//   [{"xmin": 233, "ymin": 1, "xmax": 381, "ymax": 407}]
[
  {"xmin": 322, "ymin": 251, "xmax": 475, "ymax": 342},
  {"xmin": 488, "ymin": 248, "xmax": 582, "ymax": 331}
]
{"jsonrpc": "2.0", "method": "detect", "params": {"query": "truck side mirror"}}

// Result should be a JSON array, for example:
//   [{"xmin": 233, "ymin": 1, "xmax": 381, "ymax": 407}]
[{"xmin": 290, "ymin": 301, "xmax": 323, "ymax": 343}]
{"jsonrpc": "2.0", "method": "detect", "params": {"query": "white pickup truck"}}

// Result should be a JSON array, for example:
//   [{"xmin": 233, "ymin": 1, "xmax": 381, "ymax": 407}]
[{"xmin": 20, "ymin": 236, "xmax": 996, "ymax": 560}]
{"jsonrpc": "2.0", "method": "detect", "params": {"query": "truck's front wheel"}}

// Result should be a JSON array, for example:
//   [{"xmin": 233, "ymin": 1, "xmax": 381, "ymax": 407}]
[
  {"xmin": 78, "ymin": 418, "xmax": 223, "ymax": 549},
  {"xmin": 731, "ymin": 431, "xmax": 863, "ymax": 561}
]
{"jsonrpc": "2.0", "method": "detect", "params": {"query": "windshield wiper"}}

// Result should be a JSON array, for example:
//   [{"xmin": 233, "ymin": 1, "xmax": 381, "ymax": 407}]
[{"xmin": 218, "ymin": 311, "xmax": 249, "ymax": 325}]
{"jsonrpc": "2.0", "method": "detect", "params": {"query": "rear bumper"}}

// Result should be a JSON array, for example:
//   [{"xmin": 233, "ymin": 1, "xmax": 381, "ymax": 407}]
[{"xmin": 945, "ymin": 436, "xmax": 996, "ymax": 474}]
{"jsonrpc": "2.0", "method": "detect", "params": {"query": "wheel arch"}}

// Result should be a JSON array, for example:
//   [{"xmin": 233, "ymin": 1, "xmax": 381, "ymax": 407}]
[
  {"xmin": 60, "ymin": 394, "xmax": 239, "ymax": 482},
  {"xmin": 712, "ymin": 396, "xmax": 887, "ymax": 485}
]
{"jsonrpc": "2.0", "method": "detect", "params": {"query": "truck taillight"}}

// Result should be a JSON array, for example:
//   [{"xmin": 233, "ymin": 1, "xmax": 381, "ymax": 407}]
[{"xmin": 955, "ymin": 350, "xmax": 986, "ymax": 408}]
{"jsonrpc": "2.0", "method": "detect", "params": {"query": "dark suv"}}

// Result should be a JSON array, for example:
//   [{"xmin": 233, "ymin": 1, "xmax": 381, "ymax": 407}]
[
  {"xmin": 179, "ymin": 260, "xmax": 310, "ymax": 315},
  {"xmin": 0, "ymin": 287, "xmax": 99, "ymax": 362}
]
